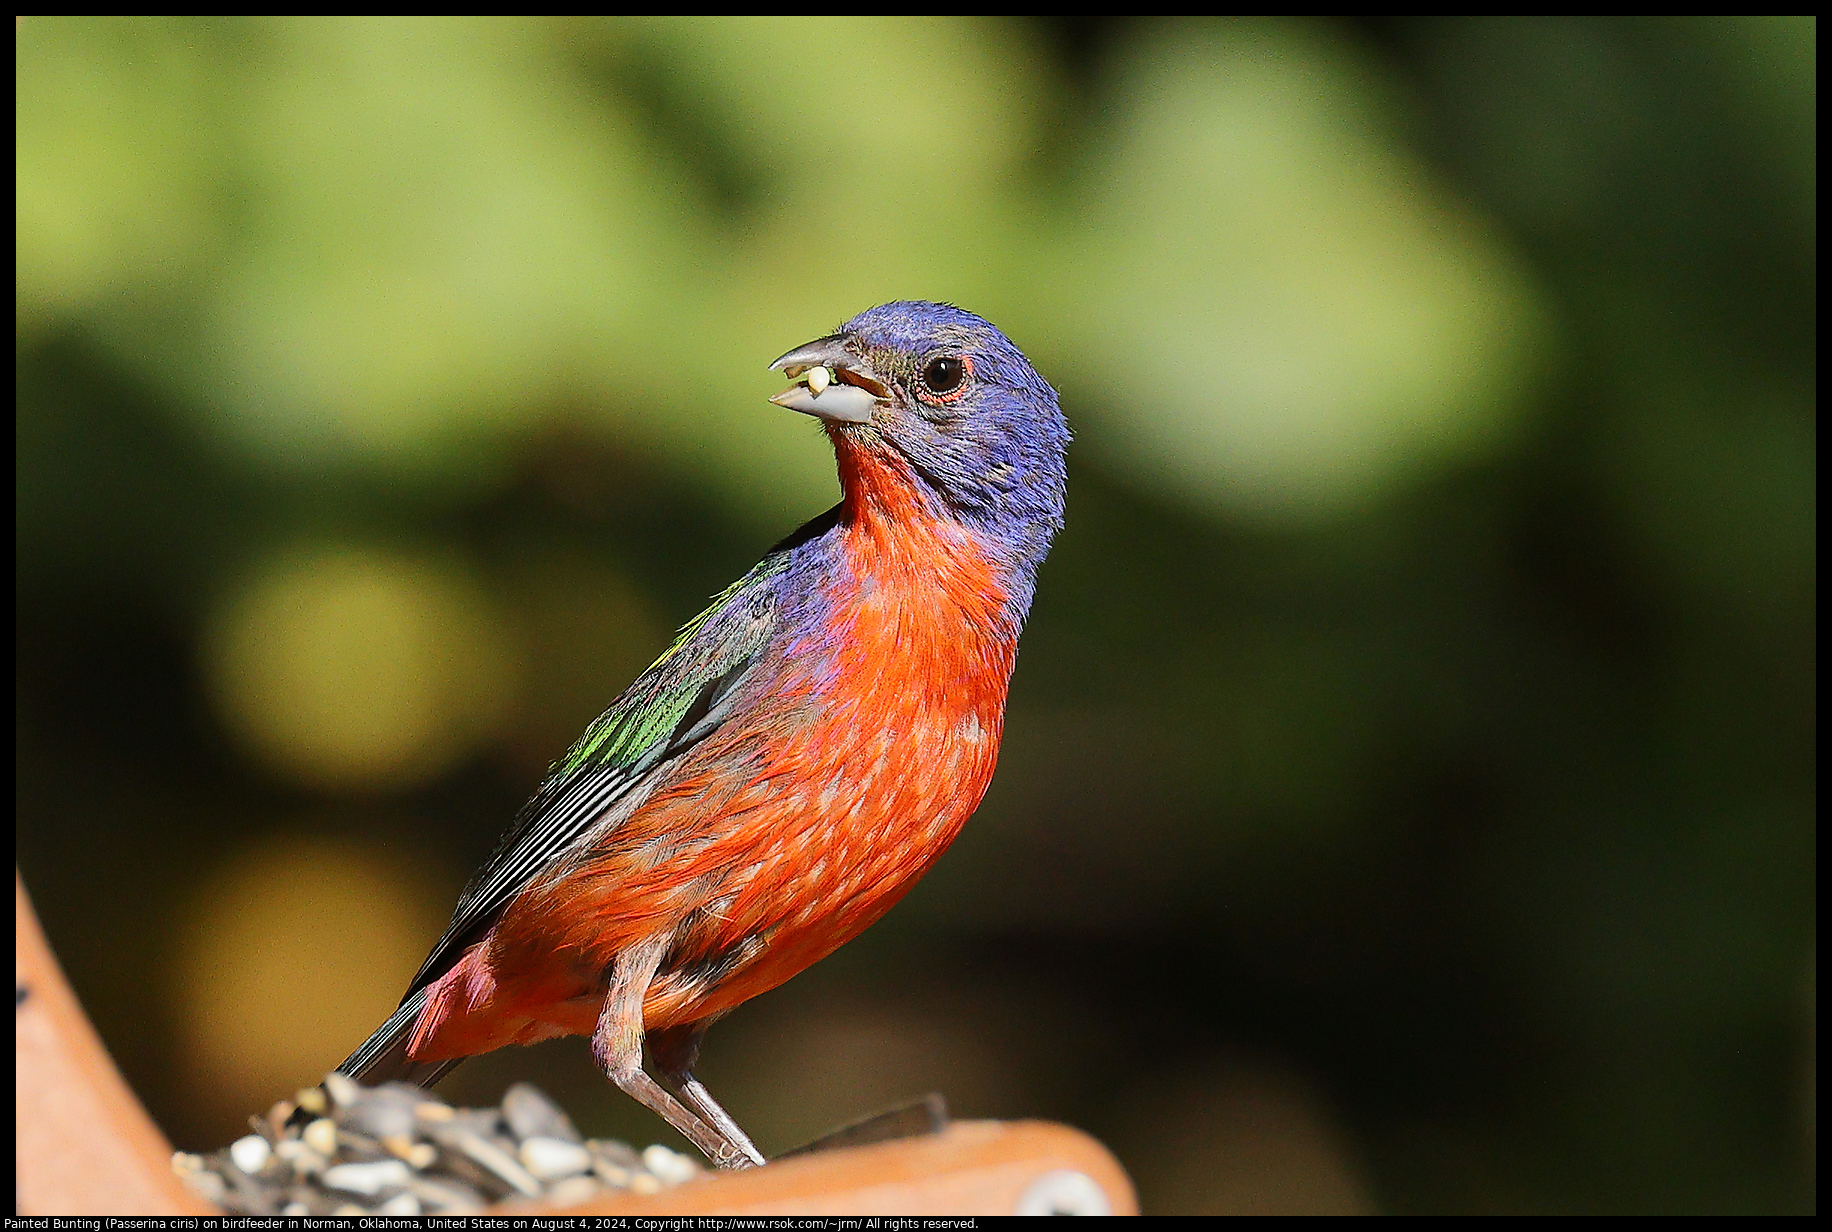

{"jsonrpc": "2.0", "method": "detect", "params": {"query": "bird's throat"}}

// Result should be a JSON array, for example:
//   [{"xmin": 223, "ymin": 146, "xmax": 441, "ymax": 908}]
[{"xmin": 829, "ymin": 428, "xmax": 925, "ymax": 527}]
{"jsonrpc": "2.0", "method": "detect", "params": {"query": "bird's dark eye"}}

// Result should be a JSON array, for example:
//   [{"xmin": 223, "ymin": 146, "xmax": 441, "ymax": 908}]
[{"xmin": 919, "ymin": 355, "xmax": 969, "ymax": 401}]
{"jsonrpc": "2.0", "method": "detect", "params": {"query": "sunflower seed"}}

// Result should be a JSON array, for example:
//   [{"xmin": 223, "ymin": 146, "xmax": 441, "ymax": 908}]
[
  {"xmin": 382, "ymin": 1133, "xmax": 437, "ymax": 1169},
  {"xmin": 340, "ymin": 1082, "xmax": 421, "ymax": 1139},
  {"xmin": 503, "ymin": 1082, "xmax": 582, "ymax": 1143},
  {"xmin": 274, "ymin": 1138, "xmax": 328, "ymax": 1176},
  {"xmin": 445, "ymin": 1130, "xmax": 542, "ymax": 1197},
  {"xmin": 321, "ymin": 1072, "xmax": 360, "ymax": 1107},
  {"xmin": 183, "ymin": 1078, "xmax": 703, "ymax": 1213}
]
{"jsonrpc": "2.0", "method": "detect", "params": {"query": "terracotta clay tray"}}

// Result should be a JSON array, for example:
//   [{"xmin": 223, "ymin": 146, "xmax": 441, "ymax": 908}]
[{"xmin": 16, "ymin": 871, "xmax": 1137, "ymax": 1216}]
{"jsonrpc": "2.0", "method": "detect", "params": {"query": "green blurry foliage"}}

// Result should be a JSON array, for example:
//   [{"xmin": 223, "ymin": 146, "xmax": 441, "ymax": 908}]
[
  {"xmin": 19, "ymin": 15, "xmax": 1544, "ymax": 525},
  {"xmin": 16, "ymin": 16, "xmax": 1814, "ymax": 1214},
  {"xmin": 1044, "ymin": 19, "xmax": 1549, "ymax": 519}
]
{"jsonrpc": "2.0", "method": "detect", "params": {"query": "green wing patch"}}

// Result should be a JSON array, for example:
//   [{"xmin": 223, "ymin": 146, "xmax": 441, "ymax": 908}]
[{"xmin": 559, "ymin": 553, "xmax": 789, "ymax": 775}]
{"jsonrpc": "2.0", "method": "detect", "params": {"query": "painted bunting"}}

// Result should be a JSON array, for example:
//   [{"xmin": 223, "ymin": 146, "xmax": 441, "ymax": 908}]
[{"xmin": 339, "ymin": 302, "xmax": 1070, "ymax": 1168}]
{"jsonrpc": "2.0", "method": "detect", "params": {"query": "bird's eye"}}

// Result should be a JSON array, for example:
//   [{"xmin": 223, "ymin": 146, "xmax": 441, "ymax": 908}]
[{"xmin": 918, "ymin": 355, "xmax": 970, "ymax": 402}]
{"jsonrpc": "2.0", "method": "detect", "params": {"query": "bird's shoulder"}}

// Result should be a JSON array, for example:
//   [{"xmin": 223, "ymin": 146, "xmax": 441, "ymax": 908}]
[{"xmin": 557, "ymin": 502, "xmax": 843, "ymax": 777}]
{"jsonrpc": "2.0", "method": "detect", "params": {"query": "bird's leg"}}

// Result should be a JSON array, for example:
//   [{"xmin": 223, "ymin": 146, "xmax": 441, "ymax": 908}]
[
  {"xmin": 669, "ymin": 1074, "xmax": 769, "ymax": 1168},
  {"xmin": 591, "ymin": 941, "xmax": 755, "ymax": 1170},
  {"xmin": 649, "ymin": 1022, "xmax": 768, "ymax": 1167}
]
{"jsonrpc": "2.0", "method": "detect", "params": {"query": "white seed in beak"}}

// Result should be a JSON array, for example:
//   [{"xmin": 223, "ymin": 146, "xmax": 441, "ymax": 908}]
[{"xmin": 806, "ymin": 365, "xmax": 831, "ymax": 396}]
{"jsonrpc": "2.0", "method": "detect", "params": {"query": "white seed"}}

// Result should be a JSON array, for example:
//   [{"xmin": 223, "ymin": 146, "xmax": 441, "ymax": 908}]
[
  {"xmin": 331, "ymin": 1204, "xmax": 366, "ymax": 1217},
  {"xmin": 323, "ymin": 1158, "xmax": 412, "ymax": 1196},
  {"xmin": 228, "ymin": 1134, "xmax": 271, "ymax": 1175},
  {"xmin": 322, "ymin": 1071, "xmax": 362, "ymax": 1108},
  {"xmin": 520, "ymin": 1135, "xmax": 591, "ymax": 1181},
  {"xmin": 281, "ymin": 1203, "xmax": 309, "ymax": 1216},
  {"xmin": 275, "ymin": 1139, "xmax": 328, "ymax": 1175},
  {"xmin": 545, "ymin": 1175, "xmax": 602, "ymax": 1206},
  {"xmin": 629, "ymin": 1172, "xmax": 662, "ymax": 1195},
  {"xmin": 171, "ymin": 1152, "xmax": 204, "ymax": 1175},
  {"xmin": 302, "ymin": 1118, "xmax": 338, "ymax": 1156},
  {"xmin": 374, "ymin": 1191, "xmax": 423, "ymax": 1216},
  {"xmin": 642, "ymin": 1144, "xmax": 701, "ymax": 1186},
  {"xmin": 807, "ymin": 365, "xmax": 831, "ymax": 395},
  {"xmin": 383, "ymin": 1134, "xmax": 438, "ymax": 1169},
  {"xmin": 415, "ymin": 1102, "xmax": 455, "ymax": 1122},
  {"xmin": 449, "ymin": 1131, "xmax": 542, "ymax": 1197}
]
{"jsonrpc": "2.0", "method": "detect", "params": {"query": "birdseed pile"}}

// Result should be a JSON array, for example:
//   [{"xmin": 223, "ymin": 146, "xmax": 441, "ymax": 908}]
[{"xmin": 172, "ymin": 1072, "xmax": 702, "ymax": 1215}]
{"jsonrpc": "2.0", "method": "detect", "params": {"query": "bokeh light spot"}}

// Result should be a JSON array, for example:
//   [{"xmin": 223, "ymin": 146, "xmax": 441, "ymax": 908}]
[
  {"xmin": 168, "ymin": 831, "xmax": 449, "ymax": 1138},
  {"xmin": 1055, "ymin": 19, "xmax": 1552, "ymax": 521},
  {"xmin": 204, "ymin": 545, "xmax": 521, "ymax": 791}
]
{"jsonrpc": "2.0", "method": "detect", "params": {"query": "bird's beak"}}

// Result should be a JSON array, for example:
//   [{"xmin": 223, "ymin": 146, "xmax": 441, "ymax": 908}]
[{"xmin": 768, "ymin": 334, "xmax": 892, "ymax": 425}]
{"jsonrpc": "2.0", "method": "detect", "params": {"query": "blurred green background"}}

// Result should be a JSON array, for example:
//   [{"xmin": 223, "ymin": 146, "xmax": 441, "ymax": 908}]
[{"xmin": 15, "ymin": 16, "xmax": 1814, "ymax": 1214}]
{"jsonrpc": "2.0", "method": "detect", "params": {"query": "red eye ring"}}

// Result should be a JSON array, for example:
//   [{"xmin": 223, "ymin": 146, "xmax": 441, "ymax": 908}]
[{"xmin": 916, "ymin": 354, "xmax": 973, "ymax": 405}]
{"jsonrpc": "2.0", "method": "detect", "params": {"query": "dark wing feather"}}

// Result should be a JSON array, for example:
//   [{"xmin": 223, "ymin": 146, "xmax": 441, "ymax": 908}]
[
  {"xmin": 337, "ymin": 988, "xmax": 463, "ymax": 1086},
  {"xmin": 337, "ymin": 537, "xmax": 807, "ymax": 1084}
]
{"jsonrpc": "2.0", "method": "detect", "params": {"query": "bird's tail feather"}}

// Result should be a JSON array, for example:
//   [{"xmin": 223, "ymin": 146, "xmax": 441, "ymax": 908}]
[{"xmin": 337, "ymin": 987, "xmax": 464, "ymax": 1088}]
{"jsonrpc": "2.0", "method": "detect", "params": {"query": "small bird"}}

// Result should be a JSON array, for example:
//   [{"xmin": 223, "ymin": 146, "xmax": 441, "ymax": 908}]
[{"xmin": 339, "ymin": 301, "xmax": 1070, "ymax": 1168}]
